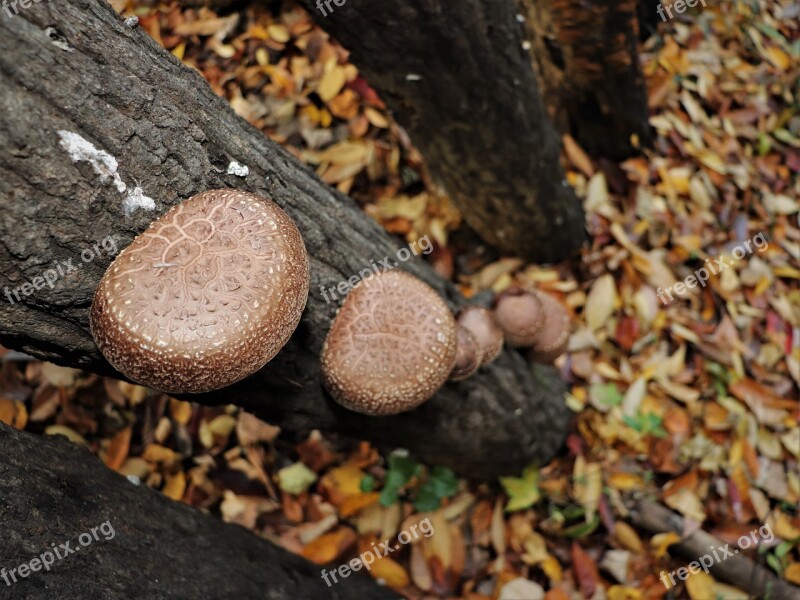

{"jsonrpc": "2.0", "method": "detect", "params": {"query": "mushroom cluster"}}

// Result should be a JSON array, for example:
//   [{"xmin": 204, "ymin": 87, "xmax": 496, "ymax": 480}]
[
  {"xmin": 320, "ymin": 270, "xmax": 457, "ymax": 416},
  {"xmin": 494, "ymin": 289, "xmax": 570, "ymax": 364},
  {"xmin": 90, "ymin": 189, "xmax": 309, "ymax": 394}
]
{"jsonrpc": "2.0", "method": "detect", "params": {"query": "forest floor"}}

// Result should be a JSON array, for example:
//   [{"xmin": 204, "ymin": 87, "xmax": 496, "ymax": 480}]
[{"xmin": 1, "ymin": 1, "xmax": 798, "ymax": 598}]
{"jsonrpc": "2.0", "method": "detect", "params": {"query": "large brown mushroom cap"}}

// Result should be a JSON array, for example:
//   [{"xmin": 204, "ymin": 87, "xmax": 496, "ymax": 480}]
[
  {"xmin": 90, "ymin": 189, "xmax": 309, "ymax": 393},
  {"xmin": 456, "ymin": 306, "xmax": 504, "ymax": 365},
  {"xmin": 321, "ymin": 270, "xmax": 457, "ymax": 415},
  {"xmin": 493, "ymin": 289, "xmax": 544, "ymax": 347},
  {"xmin": 529, "ymin": 291, "xmax": 571, "ymax": 364}
]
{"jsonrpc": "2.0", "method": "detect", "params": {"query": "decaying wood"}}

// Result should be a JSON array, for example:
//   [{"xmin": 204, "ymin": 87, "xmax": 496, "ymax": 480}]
[
  {"xmin": 0, "ymin": 423, "xmax": 399, "ymax": 599},
  {"xmin": 298, "ymin": 0, "xmax": 588, "ymax": 262},
  {"xmin": 0, "ymin": 0, "xmax": 571, "ymax": 480},
  {"xmin": 521, "ymin": 0, "xmax": 652, "ymax": 158}
]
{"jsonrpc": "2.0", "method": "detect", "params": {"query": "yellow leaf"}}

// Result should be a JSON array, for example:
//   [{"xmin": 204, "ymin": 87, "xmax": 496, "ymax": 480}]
[
  {"xmin": 651, "ymin": 532, "xmax": 681, "ymax": 558},
  {"xmin": 267, "ymin": 24, "xmax": 290, "ymax": 43},
  {"xmin": 585, "ymin": 274, "xmax": 617, "ymax": 331},
  {"xmin": 573, "ymin": 456, "xmax": 602, "ymax": 522},
  {"xmin": 500, "ymin": 465, "xmax": 541, "ymax": 512},
  {"xmin": 170, "ymin": 398, "xmax": 193, "ymax": 425},
  {"xmin": 368, "ymin": 555, "xmax": 410, "ymax": 588},
  {"xmin": 318, "ymin": 63, "xmax": 347, "ymax": 102},
  {"xmin": 45, "ymin": 425, "xmax": 87, "ymax": 446},
  {"xmin": 277, "ymin": 462, "xmax": 317, "ymax": 495},
  {"xmin": 540, "ymin": 555, "xmax": 563, "ymax": 582},
  {"xmin": 763, "ymin": 46, "xmax": 790, "ymax": 71},
  {"xmin": 613, "ymin": 522, "xmax": 644, "ymax": 553},
  {"xmin": 163, "ymin": 471, "xmax": 186, "ymax": 501},
  {"xmin": 607, "ymin": 585, "xmax": 642, "ymax": 600},
  {"xmin": 785, "ymin": 563, "xmax": 800, "ymax": 585},
  {"xmin": 685, "ymin": 571, "xmax": 715, "ymax": 599}
]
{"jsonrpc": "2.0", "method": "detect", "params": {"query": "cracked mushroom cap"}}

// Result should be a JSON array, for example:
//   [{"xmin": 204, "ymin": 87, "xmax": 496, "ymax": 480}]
[
  {"xmin": 456, "ymin": 306, "xmax": 504, "ymax": 365},
  {"xmin": 493, "ymin": 289, "xmax": 544, "ymax": 347},
  {"xmin": 90, "ymin": 189, "xmax": 309, "ymax": 394},
  {"xmin": 321, "ymin": 270, "xmax": 457, "ymax": 415},
  {"xmin": 529, "ymin": 291, "xmax": 570, "ymax": 364},
  {"xmin": 449, "ymin": 325, "xmax": 480, "ymax": 381}
]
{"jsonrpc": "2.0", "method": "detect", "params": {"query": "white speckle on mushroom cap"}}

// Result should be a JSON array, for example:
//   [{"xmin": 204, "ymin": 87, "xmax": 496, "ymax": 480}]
[
  {"xmin": 320, "ymin": 270, "xmax": 457, "ymax": 416},
  {"xmin": 449, "ymin": 325, "xmax": 480, "ymax": 381},
  {"xmin": 90, "ymin": 189, "xmax": 309, "ymax": 393},
  {"xmin": 456, "ymin": 306, "xmax": 504, "ymax": 365},
  {"xmin": 493, "ymin": 290, "xmax": 544, "ymax": 347},
  {"xmin": 528, "ymin": 291, "xmax": 570, "ymax": 364}
]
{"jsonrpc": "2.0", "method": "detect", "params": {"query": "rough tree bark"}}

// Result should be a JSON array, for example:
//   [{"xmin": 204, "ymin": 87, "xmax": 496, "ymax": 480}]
[
  {"xmin": 0, "ymin": 0, "xmax": 570, "ymax": 480},
  {"xmin": 0, "ymin": 423, "xmax": 399, "ymax": 600},
  {"xmin": 298, "ymin": 0, "xmax": 587, "ymax": 263},
  {"xmin": 520, "ymin": 0, "xmax": 653, "ymax": 158}
]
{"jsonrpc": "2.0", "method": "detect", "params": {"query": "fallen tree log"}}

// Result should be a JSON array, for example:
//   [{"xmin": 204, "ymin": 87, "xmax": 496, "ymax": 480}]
[
  {"xmin": 0, "ymin": 0, "xmax": 571, "ymax": 479},
  {"xmin": 629, "ymin": 498, "xmax": 800, "ymax": 599},
  {"xmin": 0, "ymin": 423, "xmax": 399, "ymax": 599},
  {"xmin": 297, "ymin": 0, "xmax": 587, "ymax": 262}
]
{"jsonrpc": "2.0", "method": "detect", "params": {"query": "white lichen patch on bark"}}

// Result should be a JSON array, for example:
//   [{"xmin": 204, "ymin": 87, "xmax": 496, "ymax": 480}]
[
  {"xmin": 123, "ymin": 186, "xmax": 156, "ymax": 216},
  {"xmin": 226, "ymin": 161, "xmax": 250, "ymax": 177},
  {"xmin": 57, "ymin": 130, "xmax": 126, "ymax": 193}
]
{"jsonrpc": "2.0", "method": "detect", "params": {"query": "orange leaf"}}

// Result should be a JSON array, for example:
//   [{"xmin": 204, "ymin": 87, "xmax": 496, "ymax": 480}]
[
  {"xmin": 301, "ymin": 527, "xmax": 356, "ymax": 565},
  {"xmin": 104, "ymin": 426, "xmax": 132, "ymax": 471},
  {"xmin": 368, "ymin": 555, "xmax": 410, "ymax": 589}
]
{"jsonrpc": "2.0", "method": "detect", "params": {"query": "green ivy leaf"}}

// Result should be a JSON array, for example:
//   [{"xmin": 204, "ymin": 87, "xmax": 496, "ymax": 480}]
[
  {"xmin": 360, "ymin": 474, "xmax": 376, "ymax": 492},
  {"xmin": 499, "ymin": 465, "xmax": 540, "ymax": 512}
]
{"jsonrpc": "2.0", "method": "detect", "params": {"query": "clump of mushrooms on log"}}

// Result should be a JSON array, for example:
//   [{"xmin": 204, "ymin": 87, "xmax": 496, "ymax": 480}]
[{"xmin": 90, "ymin": 189, "xmax": 571, "ymax": 416}]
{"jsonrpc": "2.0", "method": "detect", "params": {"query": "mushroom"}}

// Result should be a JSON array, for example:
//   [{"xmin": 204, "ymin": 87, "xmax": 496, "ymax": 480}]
[
  {"xmin": 528, "ymin": 291, "xmax": 570, "ymax": 364},
  {"xmin": 90, "ymin": 189, "xmax": 309, "ymax": 393},
  {"xmin": 449, "ymin": 325, "xmax": 480, "ymax": 381},
  {"xmin": 456, "ymin": 306, "xmax": 504, "ymax": 365},
  {"xmin": 321, "ymin": 270, "xmax": 457, "ymax": 415},
  {"xmin": 493, "ymin": 289, "xmax": 544, "ymax": 347}
]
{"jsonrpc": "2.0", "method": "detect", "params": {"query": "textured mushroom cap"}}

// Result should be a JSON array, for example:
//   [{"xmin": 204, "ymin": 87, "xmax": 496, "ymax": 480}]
[
  {"xmin": 529, "ymin": 291, "xmax": 570, "ymax": 364},
  {"xmin": 456, "ymin": 306, "xmax": 504, "ymax": 365},
  {"xmin": 90, "ymin": 189, "xmax": 309, "ymax": 394},
  {"xmin": 493, "ymin": 290, "xmax": 544, "ymax": 347},
  {"xmin": 449, "ymin": 325, "xmax": 480, "ymax": 381},
  {"xmin": 321, "ymin": 270, "xmax": 457, "ymax": 416}
]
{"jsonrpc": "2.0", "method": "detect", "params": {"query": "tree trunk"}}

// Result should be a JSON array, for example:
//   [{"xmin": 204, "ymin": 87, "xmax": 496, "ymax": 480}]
[
  {"xmin": 0, "ymin": 0, "xmax": 570, "ymax": 480},
  {"xmin": 298, "ymin": 0, "xmax": 587, "ymax": 263},
  {"xmin": 520, "ymin": 0, "xmax": 652, "ymax": 158},
  {"xmin": 0, "ymin": 423, "xmax": 399, "ymax": 599}
]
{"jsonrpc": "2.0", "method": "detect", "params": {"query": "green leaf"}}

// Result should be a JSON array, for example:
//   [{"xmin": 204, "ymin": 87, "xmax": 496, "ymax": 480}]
[
  {"xmin": 623, "ymin": 414, "xmax": 643, "ymax": 432},
  {"xmin": 412, "ymin": 467, "xmax": 458, "ymax": 511},
  {"xmin": 360, "ymin": 474, "xmax": 376, "ymax": 492},
  {"xmin": 499, "ymin": 465, "xmax": 540, "ymax": 512},
  {"xmin": 590, "ymin": 382, "xmax": 623, "ymax": 408},
  {"xmin": 563, "ymin": 513, "xmax": 600, "ymax": 538},
  {"xmin": 387, "ymin": 453, "xmax": 421, "ymax": 481},
  {"xmin": 766, "ymin": 553, "xmax": 783, "ymax": 576},
  {"xmin": 378, "ymin": 452, "xmax": 421, "ymax": 506},
  {"xmin": 277, "ymin": 462, "xmax": 317, "ymax": 495}
]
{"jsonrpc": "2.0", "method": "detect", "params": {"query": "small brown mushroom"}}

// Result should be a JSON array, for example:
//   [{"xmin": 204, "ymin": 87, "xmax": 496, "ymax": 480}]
[
  {"xmin": 90, "ymin": 189, "xmax": 309, "ymax": 393},
  {"xmin": 456, "ymin": 306, "xmax": 504, "ymax": 365},
  {"xmin": 528, "ymin": 291, "xmax": 570, "ymax": 364},
  {"xmin": 321, "ymin": 270, "xmax": 457, "ymax": 415},
  {"xmin": 449, "ymin": 325, "xmax": 480, "ymax": 381},
  {"xmin": 493, "ymin": 289, "xmax": 544, "ymax": 347}
]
